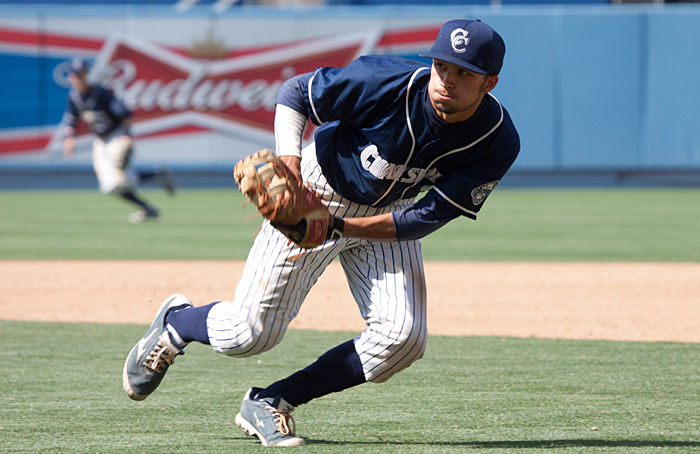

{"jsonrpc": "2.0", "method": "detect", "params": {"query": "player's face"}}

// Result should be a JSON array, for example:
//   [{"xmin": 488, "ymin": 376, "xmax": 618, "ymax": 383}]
[
  {"xmin": 428, "ymin": 59, "xmax": 498, "ymax": 124},
  {"xmin": 67, "ymin": 71, "xmax": 90, "ymax": 95}
]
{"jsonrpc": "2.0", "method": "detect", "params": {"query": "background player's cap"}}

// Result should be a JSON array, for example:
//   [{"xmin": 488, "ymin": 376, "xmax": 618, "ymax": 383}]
[
  {"xmin": 420, "ymin": 19, "xmax": 505, "ymax": 76},
  {"xmin": 68, "ymin": 57, "xmax": 90, "ymax": 75}
]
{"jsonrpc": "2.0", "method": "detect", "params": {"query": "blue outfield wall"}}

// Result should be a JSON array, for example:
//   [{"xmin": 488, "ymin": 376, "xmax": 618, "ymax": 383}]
[
  {"xmin": 484, "ymin": 5, "xmax": 700, "ymax": 171},
  {"xmin": 0, "ymin": 4, "xmax": 699, "ymax": 176}
]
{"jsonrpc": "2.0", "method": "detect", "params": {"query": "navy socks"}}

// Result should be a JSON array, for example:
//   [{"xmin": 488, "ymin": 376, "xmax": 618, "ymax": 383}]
[
  {"xmin": 257, "ymin": 340, "xmax": 367, "ymax": 407},
  {"xmin": 137, "ymin": 170, "xmax": 157, "ymax": 182},
  {"xmin": 165, "ymin": 303, "xmax": 216, "ymax": 345},
  {"xmin": 166, "ymin": 305, "xmax": 367, "ymax": 407},
  {"xmin": 118, "ymin": 189, "xmax": 150, "ymax": 210}
]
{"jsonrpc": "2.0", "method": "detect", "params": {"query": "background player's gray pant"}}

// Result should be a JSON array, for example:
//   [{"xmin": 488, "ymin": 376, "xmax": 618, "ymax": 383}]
[
  {"xmin": 92, "ymin": 130, "xmax": 137, "ymax": 194},
  {"xmin": 206, "ymin": 144, "xmax": 428, "ymax": 383}
]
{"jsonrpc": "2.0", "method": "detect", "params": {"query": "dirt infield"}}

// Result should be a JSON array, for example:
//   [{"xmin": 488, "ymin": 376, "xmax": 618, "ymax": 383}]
[{"xmin": 1, "ymin": 261, "xmax": 698, "ymax": 343}]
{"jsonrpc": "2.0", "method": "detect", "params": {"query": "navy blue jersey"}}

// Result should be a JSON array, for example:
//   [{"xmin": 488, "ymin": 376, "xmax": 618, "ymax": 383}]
[
  {"xmin": 63, "ymin": 84, "xmax": 131, "ymax": 138},
  {"xmin": 279, "ymin": 55, "xmax": 520, "ymax": 222}
]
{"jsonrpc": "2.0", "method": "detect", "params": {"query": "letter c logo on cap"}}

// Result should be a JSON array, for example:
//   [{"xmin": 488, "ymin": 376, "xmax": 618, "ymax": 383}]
[{"xmin": 450, "ymin": 28, "xmax": 470, "ymax": 53}]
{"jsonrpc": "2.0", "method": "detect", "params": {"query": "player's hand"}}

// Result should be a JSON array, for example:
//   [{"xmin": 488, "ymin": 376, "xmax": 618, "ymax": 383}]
[
  {"xmin": 273, "ymin": 155, "xmax": 301, "ymax": 210},
  {"xmin": 234, "ymin": 149, "xmax": 338, "ymax": 249},
  {"xmin": 279, "ymin": 155, "xmax": 302, "ymax": 183},
  {"xmin": 63, "ymin": 137, "xmax": 76, "ymax": 157}
]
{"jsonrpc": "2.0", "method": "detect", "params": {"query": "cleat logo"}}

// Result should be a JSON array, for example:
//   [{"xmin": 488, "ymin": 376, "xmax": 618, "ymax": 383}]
[
  {"xmin": 137, "ymin": 330, "xmax": 160, "ymax": 366},
  {"xmin": 254, "ymin": 413, "xmax": 266, "ymax": 428}
]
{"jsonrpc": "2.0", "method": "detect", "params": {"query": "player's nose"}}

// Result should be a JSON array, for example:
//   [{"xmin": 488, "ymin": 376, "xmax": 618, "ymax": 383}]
[{"xmin": 440, "ymin": 69, "xmax": 457, "ymax": 88}]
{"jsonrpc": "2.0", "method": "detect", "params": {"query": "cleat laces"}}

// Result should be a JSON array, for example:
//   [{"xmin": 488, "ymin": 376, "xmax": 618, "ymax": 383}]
[
  {"xmin": 264, "ymin": 403, "xmax": 297, "ymax": 437},
  {"xmin": 143, "ymin": 340, "xmax": 177, "ymax": 373}
]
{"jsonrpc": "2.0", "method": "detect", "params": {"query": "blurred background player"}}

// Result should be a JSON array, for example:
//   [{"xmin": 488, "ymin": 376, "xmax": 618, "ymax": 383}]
[{"xmin": 60, "ymin": 57, "xmax": 175, "ymax": 223}]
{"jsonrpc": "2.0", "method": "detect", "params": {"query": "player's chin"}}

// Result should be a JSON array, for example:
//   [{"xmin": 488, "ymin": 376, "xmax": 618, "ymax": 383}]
[{"xmin": 432, "ymin": 101, "xmax": 458, "ymax": 116}]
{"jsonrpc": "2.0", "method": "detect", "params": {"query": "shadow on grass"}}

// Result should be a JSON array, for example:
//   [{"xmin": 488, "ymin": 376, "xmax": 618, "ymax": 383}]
[{"xmin": 310, "ymin": 439, "xmax": 700, "ymax": 449}]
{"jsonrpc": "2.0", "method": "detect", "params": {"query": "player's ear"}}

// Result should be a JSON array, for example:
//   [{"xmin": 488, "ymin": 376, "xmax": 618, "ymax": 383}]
[{"xmin": 482, "ymin": 75, "xmax": 499, "ymax": 94}]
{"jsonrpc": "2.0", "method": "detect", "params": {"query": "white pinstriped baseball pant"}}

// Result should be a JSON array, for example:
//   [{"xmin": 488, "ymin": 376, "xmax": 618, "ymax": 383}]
[{"xmin": 206, "ymin": 144, "xmax": 428, "ymax": 383}]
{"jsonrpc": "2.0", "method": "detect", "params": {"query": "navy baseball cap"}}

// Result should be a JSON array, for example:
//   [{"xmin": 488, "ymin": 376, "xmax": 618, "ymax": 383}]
[
  {"xmin": 68, "ymin": 57, "xmax": 90, "ymax": 75},
  {"xmin": 420, "ymin": 19, "xmax": 505, "ymax": 76}
]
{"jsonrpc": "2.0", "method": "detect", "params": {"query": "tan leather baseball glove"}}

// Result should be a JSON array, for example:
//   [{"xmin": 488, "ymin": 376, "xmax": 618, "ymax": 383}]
[{"xmin": 233, "ymin": 149, "xmax": 344, "ymax": 249}]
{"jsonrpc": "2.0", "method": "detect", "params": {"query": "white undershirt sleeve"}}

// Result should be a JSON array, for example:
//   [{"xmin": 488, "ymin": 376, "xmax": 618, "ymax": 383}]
[{"xmin": 274, "ymin": 104, "xmax": 308, "ymax": 158}]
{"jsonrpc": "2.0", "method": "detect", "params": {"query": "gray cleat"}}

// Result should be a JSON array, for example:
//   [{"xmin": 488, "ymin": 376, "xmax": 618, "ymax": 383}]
[
  {"xmin": 235, "ymin": 387, "xmax": 306, "ymax": 447},
  {"xmin": 122, "ymin": 294, "xmax": 193, "ymax": 400},
  {"xmin": 127, "ymin": 206, "xmax": 159, "ymax": 224}
]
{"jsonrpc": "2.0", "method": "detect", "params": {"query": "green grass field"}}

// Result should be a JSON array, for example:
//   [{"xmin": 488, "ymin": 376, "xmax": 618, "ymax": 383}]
[
  {"xmin": 1, "ymin": 187, "xmax": 698, "ymax": 452},
  {"xmin": 1, "ymin": 187, "xmax": 699, "ymax": 261},
  {"xmin": 1, "ymin": 321, "xmax": 699, "ymax": 453}
]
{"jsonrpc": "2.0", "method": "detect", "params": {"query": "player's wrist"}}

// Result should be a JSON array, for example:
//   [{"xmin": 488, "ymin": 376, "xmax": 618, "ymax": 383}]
[
  {"xmin": 326, "ymin": 216, "xmax": 344, "ymax": 241},
  {"xmin": 64, "ymin": 126, "xmax": 76, "ymax": 140}
]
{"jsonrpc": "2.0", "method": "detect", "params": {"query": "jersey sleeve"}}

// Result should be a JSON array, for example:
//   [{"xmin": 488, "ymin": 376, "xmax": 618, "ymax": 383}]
[
  {"xmin": 392, "ymin": 159, "xmax": 509, "ymax": 242},
  {"xmin": 276, "ymin": 73, "xmax": 313, "ymax": 115},
  {"xmin": 279, "ymin": 56, "xmax": 424, "ymax": 127},
  {"xmin": 62, "ymin": 95, "xmax": 80, "ymax": 128},
  {"xmin": 392, "ymin": 196, "xmax": 458, "ymax": 241},
  {"xmin": 105, "ymin": 90, "xmax": 131, "ymax": 123},
  {"xmin": 432, "ymin": 139, "xmax": 519, "ymax": 220}
]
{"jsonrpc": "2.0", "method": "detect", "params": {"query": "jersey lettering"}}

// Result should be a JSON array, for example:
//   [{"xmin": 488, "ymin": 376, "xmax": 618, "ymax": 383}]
[{"xmin": 360, "ymin": 145, "xmax": 442, "ymax": 185}]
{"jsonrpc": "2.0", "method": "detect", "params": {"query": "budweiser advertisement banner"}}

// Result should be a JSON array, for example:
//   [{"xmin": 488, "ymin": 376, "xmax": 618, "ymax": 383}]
[{"xmin": 0, "ymin": 15, "xmax": 439, "ymax": 168}]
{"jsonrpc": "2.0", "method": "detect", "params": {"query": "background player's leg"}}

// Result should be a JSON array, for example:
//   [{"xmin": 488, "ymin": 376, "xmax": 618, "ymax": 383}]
[
  {"xmin": 93, "ymin": 136, "xmax": 159, "ymax": 222},
  {"xmin": 118, "ymin": 189, "xmax": 152, "ymax": 210},
  {"xmin": 120, "ymin": 188, "xmax": 158, "ymax": 223},
  {"xmin": 135, "ymin": 168, "xmax": 176, "ymax": 196}
]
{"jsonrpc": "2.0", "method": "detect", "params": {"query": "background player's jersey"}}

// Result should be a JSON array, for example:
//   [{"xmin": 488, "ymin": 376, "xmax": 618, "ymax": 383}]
[
  {"xmin": 63, "ymin": 85, "xmax": 131, "ymax": 139},
  {"xmin": 293, "ymin": 55, "xmax": 520, "ymax": 219}
]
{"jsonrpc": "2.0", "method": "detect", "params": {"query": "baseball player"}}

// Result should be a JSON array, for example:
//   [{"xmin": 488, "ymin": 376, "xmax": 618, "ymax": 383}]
[
  {"xmin": 60, "ymin": 57, "xmax": 175, "ymax": 223},
  {"xmin": 123, "ymin": 19, "xmax": 520, "ymax": 446}
]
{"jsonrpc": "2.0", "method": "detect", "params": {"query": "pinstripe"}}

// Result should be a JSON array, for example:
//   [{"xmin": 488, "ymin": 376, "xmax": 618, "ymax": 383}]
[
  {"xmin": 207, "ymin": 143, "xmax": 427, "ymax": 382},
  {"xmin": 351, "ymin": 238, "xmax": 427, "ymax": 382},
  {"xmin": 339, "ymin": 252, "xmax": 373, "ymax": 309},
  {"xmin": 208, "ymin": 224, "xmax": 292, "ymax": 355},
  {"xmin": 371, "ymin": 241, "xmax": 427, "ymax": 382}
]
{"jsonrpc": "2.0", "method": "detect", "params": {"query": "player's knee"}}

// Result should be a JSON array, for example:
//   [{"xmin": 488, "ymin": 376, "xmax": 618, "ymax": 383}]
[
  {"xmin": 398, "ymin": 326, "xmax": 428, "ymax": 356},
  {"xmin": 102, "ymin": 181, "xmax": 131, "ymax": 195},
  {"xmin": 363, "ymin": 329, "xmax": 427, "ymax": 383},
  {"xmin": 215, "ymin": 333, "xmax": 283, "ymax": 358},
  {"xmin": 99, "ymin": 168, "xmax": 137, "ymax": 195},
  {"xmin": 101, "ymin": 183, "xmax": 120, "ymax": 195},
  {"xmin": 206, "ymin": 301, "xmax": 291, "ymax": 357},
  {"xmin": 208, "ymin": 322, "xmax": 285, "ymax": 358}
]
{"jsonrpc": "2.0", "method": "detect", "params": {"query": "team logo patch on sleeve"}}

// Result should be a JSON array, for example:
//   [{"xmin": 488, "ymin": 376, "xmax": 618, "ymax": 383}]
[{"xmin": 471, "ymin": 181, "xmax": 499, "ymax": 205}]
